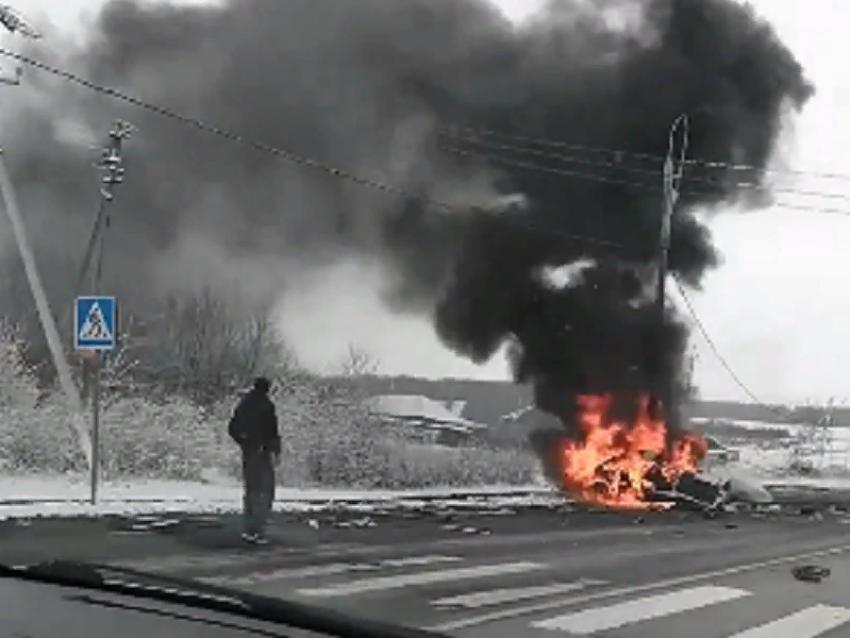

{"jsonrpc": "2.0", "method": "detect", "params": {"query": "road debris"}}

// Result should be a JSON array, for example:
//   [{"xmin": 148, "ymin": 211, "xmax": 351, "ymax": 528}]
[
  {"xmin": 650, "ymin": 471, "xmax": 730, "ymax": 516},
  {"xmin": 333, "ymin": 516, "xmax": 376, "ymax": 529},
  {"xmin": 792, "ymin": 565, "xmax": 831, "ymax": 583}
]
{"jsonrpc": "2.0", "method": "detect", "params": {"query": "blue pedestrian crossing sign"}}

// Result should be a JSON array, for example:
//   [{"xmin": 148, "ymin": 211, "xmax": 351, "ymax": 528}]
[{"xmin": 74, "ymin": 296, "xmax": 117, "ymax": 351}]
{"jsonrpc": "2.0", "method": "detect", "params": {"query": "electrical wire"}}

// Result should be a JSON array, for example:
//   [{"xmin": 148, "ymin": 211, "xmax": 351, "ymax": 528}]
[
  {"xmin": 670, "ymin": 272, "xmax": 809, "ymax": 424},
  {"xmin": 440, "ymin": 130, "xmax": 665, "ymax": 179},
  {"xmin": 4, "ymin": 46, "xmax": 850, "ymax": 217},
  {"xmin": 445, "ymin": 132, "xmax": 850, "ymax": 205},
  {"xmin": 441, "ymin": 141, "xmax": 850, "ymax": 217},
  {"xmin": 445, "ymin": 125, "xmax": 850, "ymax": 184},
  {"xmin": 0, "ymin": 46, "xmax": 631, "ymax": 251},
  {"xmin": 671, "ymin": 273, "xmax": 763, "ymax": 405},
  {"xmin": 440, "ymin": 143, "xmax": 661, "ymax": 191},
  {"xmin": 5, "ymin": 46, "xmax": 850, "ymax": 225}
]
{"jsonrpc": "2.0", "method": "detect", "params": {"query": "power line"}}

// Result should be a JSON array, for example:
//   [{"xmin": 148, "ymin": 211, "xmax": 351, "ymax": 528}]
[
  {"xmin": 440, "ymin": 143, "xmax": 661, "ymax": 191},
  {"xmin": 0, "ymin": 48, "xmax": 454, "ymax": 207},
  {"xmin": 6, "ymin": 46, "xmax": 850, "ymax": 214},
  {"xmin": 0, "ymin": 47, "xmax": 627, "ymax": 251},
  {"xmin": 669, "ymin": 273, "xmax": 816, "ymax": 426},
  {"xmin": 441, "ymin": 130, "xmax": 664, "ymax": 179},
  {"xmin": 446, "ymin": 132, "xmax": 850, "ymax": 205},
  {"xmin": 5, "ymin": 47, "xmax": 850, "ymax": 225},
  {"xmin": 446, "ymin": 125, "xmax": 850, "ymax": 184},
  {"xmin": 671, "ymin": 273, "xmax": 763, "ymax": 405},
  {"xmin": 5, "ymin": 42, "xmax": 850, "ymax": 294},
  {"xmin": 441, "ymin": 141, "xmax": 850, "ymax": 217}
]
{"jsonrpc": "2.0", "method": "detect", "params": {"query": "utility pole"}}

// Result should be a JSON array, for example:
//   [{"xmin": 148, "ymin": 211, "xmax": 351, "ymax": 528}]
[
  {"xmin": 85, "ymin": 120, "xmax": 133, "ymax": 505},
  {"xmin": 0, "ymin": 7, "xmax": 95, "ymax": 467},
  {"xmin": 0, "ymin": 4, "xmax": 40, "ymax": 85},
  {"xmin": 657, "ymin": 114, "xmax": 689, "ymax": 418},
  {"xmin": 71, "ymin": 121, "xmax": 134, "ymax": 321}
]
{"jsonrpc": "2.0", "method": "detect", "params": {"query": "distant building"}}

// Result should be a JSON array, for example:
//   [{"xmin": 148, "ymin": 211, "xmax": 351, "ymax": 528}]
[{"xmin": 365, "ymin": 394, "xmax": 487, "ymax": 445}]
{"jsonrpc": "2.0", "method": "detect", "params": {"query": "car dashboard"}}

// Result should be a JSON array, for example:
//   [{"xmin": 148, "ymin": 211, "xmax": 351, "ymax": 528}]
[{"xmin": 0, "ymin": 576, "xmax": 329, "ymax": 638}]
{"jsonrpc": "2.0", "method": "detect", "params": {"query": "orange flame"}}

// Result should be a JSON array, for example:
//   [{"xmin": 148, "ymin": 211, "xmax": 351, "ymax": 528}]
[{"xmin": 557, "ymin": 393, "xmax": 707, "ymax": 510}]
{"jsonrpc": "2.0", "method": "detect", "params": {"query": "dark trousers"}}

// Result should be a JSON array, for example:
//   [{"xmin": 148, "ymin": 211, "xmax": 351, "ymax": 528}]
[{"xmin": 242, "ymin": 448, "xmax": 275, "ymax": 535}]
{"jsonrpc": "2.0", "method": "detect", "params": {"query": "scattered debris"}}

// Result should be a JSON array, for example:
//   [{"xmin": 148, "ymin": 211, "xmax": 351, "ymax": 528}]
[
  {"xmin": 110, "ymin": 515, "xmax": 182, "ymax": 533},
  {"xmin": 792, "ymin": 565, "xmax": 831, "ymax": 583},
  {"xmin": 333, "ymin": 517, "xmax": 376, "ymax": 529},
  {"xmin": 650, "ymin": 471, "xmax": 730, "ymax": 515}
]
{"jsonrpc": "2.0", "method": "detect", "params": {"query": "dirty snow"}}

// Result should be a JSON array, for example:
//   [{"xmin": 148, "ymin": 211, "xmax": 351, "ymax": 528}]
[{"xmin": 0, "ymin": 474, "xmax": 557, "ymax": 520}]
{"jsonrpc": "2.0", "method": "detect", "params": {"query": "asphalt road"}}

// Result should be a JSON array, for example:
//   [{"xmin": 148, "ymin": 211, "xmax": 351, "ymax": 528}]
[{"xmin": 4, "ymin": 504, "xmax": 850, "ymax": 637}]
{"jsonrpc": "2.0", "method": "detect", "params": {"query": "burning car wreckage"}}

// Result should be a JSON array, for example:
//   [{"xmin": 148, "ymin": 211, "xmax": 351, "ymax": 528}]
[{"xmin": 530, "ymin": 394, "xmax": 731, "ymax": 516}]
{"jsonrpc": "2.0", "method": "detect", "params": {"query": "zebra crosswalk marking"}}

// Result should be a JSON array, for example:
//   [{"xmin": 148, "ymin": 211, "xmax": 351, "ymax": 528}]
[
  {"xmin": 531, "ymin": 586, "xmax": 751, "ymax": 634},
  {"xmin": 432, "ymin": 580, "xmax": 608, "ymax": 609},
  {"xmin": 726, "ymin": 604, "xmax": 850, "ymax": 638},
  {"xmin": 296, "ymin": 561, "xmax": 545, "ymax": 597}
]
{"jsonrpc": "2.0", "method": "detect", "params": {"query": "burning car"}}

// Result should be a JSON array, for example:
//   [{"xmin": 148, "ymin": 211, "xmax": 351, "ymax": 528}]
[{"xmin": 530, "ymin": 393, "xmax": 731, "ymax": 513}]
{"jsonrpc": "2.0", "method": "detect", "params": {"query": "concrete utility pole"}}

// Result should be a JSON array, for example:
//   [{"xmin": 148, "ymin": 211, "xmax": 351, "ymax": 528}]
[
  {"xmin": 657, "ymin": 114, "xmax": 689, "ymax": 416},
  {"xmin": 0, "ymin": 7, "xmax": 95, "ymax": 468},
  {"xmin": 85, "ymin": 120, "xmax": 133, "ymax": 505},
  {"xmin": 72, "ymin": 122, "xmax": 134, "ymax": 313}
]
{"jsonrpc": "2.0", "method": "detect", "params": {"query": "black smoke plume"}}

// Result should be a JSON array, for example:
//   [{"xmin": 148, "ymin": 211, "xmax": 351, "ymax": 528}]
[{"xmin": 2, "ymin": 0, "xmax": 811, "ymax": 427}]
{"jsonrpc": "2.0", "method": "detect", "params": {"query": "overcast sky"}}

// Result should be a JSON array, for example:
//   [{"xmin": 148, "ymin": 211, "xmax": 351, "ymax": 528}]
[{"xmin": 14, "ymin": 0, "xmax": 850, "ymax": 405}]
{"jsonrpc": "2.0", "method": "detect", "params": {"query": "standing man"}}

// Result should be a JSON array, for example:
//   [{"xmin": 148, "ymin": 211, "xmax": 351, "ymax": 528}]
[{"xmin": 228, "ymin": 376, "xmax": 281, "ymax": 544}]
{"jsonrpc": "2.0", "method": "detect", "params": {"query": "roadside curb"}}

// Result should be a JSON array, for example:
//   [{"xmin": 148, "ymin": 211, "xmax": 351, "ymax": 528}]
[
  {"xmin": 0, "ymin": 486, "xmax": 562, "ymax": 520},
  {"xmin": 0, "ymin": 486, "xmax": 555, "ymax": 508}
]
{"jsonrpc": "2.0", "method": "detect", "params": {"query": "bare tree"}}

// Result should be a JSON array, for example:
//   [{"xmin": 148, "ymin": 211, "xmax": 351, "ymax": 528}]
[
  {"xmin": 339, "ymin": 342, "xmax": 380, "ymax": 377},
  {"xmin": 110, "ymin": 286, "xmax": 295, "ymax": 403}
]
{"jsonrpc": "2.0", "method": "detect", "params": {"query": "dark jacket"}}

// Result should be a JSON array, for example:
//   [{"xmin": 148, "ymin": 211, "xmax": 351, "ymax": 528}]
[{"xmin": 228, "ymin": 389, "xmax": 281, "ymax": 455}]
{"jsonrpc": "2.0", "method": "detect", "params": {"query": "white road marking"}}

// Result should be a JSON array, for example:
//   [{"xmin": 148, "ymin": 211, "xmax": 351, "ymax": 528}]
[
  {"xmin": 432, "ymin": 580, "xmax": 608, "ymax": 609},
  {"xmin": 727, "ymin": 605, "xmax": 850, "ymax": 638},
  {"xmin": 426, "ymin": 543, "xmax": 850, "ymax": 632},
  {"xmin": 113, "ymin": 543, "xmax": 360, "ymax": 572},
  {"xmin": 199, "ymin": 555, "xmax": 462, "ymax": 586},
  {"xmin": 296, "ymin": 561, "xmax": 546, "ymax": 597},
  {"xmin": 532, "ymin": 586, "xmax": 750, "ymax": 634}
]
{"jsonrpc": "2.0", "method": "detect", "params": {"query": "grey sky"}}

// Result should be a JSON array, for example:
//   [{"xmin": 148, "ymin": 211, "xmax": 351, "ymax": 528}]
[{"xmin": 13, "ymin": 0, "xmax": 850, "ymax": 405}]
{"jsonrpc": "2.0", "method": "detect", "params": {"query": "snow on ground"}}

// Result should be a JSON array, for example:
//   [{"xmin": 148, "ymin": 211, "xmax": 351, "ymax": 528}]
[
  {"xmin": 0, "ymin": 474, "xmax": 557, "ymax": 520},
  {"xmin": 6, "ymin": 417, "xmax": 850, "ymax": 520},
  {"xmin": 691, "ymin": 418, "xmax": 791, "ymax": 431}
]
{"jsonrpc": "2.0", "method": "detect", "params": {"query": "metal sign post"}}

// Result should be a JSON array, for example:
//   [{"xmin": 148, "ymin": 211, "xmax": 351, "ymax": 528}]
[{"xmin": 74, "ymin": 296, "xmax": 116, "ymax": 504}]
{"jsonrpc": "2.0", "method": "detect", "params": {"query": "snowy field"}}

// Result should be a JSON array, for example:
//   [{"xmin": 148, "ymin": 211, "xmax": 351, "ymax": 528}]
[{"xmin": 694, "ymin": 416, "xmax": 850, "ymax": 486}]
